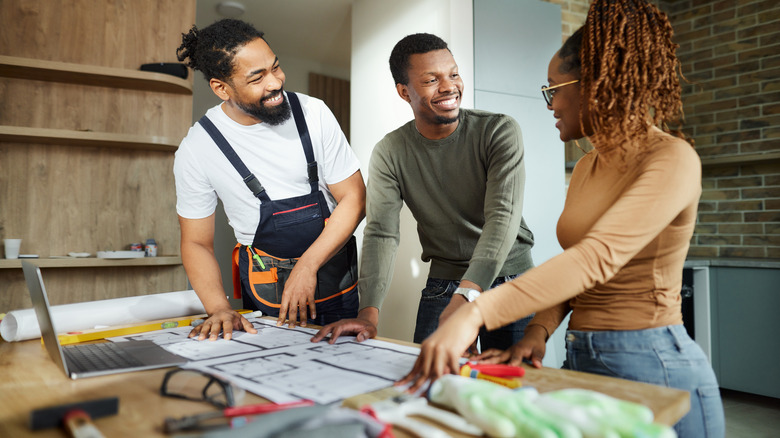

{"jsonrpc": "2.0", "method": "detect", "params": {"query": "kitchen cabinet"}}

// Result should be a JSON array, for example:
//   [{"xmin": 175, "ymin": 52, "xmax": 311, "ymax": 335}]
[{"xmin": 686, "ymin": 259, "xmax": 780, "ymax": 399}]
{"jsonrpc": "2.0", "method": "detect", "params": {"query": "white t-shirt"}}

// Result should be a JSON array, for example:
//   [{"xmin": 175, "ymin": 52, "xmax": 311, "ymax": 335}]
[{"xmin": 174, "ymin": 92, "xmax": 360, "ymax": 245}]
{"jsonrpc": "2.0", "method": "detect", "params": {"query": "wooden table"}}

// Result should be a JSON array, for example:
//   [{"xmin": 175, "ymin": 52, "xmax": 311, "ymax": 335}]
[{"xmin": 0, "ymin": 335, "xmax": 689, "ymax": 437}]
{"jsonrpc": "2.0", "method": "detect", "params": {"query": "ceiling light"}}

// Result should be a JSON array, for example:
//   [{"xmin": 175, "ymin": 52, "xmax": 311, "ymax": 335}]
[{"xmin": 216, "ymin": 1, "xmax": 246, "ymax": 17}]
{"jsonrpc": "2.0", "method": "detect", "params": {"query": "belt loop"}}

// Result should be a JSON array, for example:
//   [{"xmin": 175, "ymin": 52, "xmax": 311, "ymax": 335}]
[
  {"xmin": 668, "ymin": 326, "xmax": 684, "ymax": 352},
  {"xmin": 586, "ymin": 332, "xmax": 597, "ymax": 359}
]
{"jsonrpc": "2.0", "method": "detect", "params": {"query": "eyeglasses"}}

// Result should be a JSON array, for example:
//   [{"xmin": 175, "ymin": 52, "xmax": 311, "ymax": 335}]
[
  {"xmin": 160, "ymin": 368, "xmax": 243, "ymax": 409},
  {"xmin": 541, "ymin": 80, "xmax": 579, "ymax": 105}
]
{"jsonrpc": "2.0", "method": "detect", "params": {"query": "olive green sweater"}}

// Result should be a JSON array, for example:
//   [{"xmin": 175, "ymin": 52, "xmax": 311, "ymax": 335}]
[{"xmin": 359, "ymin": 109, "xmax": 535, "ymax": 311}]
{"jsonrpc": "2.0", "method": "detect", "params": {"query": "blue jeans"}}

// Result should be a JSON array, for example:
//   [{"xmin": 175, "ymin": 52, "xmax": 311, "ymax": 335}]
[
  {"xmin": 413, "ymin": 276, "xmax": 534, "ymax": 351},
  {"xmin": 563, "ymin": 325, "xmax": 725, "ymax": 438}
]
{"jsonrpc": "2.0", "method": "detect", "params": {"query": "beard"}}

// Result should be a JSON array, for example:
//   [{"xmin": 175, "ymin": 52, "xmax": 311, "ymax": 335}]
[
  {"xmin": 237, "ymin": 91, "xmax": 292, "ymax": 126},
  {"xmin": 432, "ymin": 93, "xmax": 460, "ymax": 125},
  {"xmin": 434, "ymin": 113, "xmax": 459, "ymax": 125}
]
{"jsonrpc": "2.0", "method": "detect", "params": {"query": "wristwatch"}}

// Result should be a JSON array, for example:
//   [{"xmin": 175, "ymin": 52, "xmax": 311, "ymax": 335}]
[{"xmin": 453, "ymin": 287, "xmax": 481, "ymax": 302}]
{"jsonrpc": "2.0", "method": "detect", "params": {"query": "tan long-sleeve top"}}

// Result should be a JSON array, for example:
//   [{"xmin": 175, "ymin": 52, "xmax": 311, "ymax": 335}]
[{"xmin": 476, "ymin": 127, "xmax": 701, "ymax": 334}]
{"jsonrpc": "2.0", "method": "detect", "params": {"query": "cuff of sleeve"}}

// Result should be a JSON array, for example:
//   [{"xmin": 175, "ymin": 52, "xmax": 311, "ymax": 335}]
[
  {"xmin": 463, "ymin": 258, "xmax": 500, "ymax": 292},
  {"xmin": 525, "ymin": 322, "xmax": 551, "ymax": 342},
  {"xmin": 359, "ymin": 300, "xmax": 382, "ymax": 312}
]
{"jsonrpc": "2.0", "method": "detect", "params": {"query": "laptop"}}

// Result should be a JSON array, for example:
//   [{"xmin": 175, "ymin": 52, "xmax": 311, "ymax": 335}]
[{"xmin": 22, "ymin": 261, "xmax": 187, "ymax": 379}]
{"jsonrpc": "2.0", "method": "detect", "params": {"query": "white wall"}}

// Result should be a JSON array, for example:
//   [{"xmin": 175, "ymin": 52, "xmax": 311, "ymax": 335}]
[
  {"xmin": 473, "ymin": 0, "xmax": 567, "ymax": 368},
  {"xmin": 351, "ymin": 0, "xmax": 473, "ymax": 342}
]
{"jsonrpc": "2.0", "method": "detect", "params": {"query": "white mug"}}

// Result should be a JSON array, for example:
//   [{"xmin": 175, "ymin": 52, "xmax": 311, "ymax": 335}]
[{"xmin": 4, "ymin": 239, "xmax": 22, "ymax": 259}]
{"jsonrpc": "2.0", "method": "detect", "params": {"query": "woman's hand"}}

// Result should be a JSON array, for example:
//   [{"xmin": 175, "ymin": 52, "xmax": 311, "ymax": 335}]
[
  {"xmin": 474, "ymin": 324, "xmax": 548, "ymax": 368},
  {"xmin": 396, "ymin": 302, "xmax": 484, "ymax": 393}
]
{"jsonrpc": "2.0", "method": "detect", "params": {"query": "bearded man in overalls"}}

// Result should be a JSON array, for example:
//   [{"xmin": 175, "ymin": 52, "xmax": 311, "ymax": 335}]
[{"xmin": 174, "ymin": 19, "xmax": 365, "ymax": 340}]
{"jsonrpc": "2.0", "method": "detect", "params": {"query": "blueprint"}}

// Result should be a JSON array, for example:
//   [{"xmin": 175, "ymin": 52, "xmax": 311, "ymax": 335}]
[{"xmin": 108, "ymin": 318, "xmax": 420, "ymax": 404}]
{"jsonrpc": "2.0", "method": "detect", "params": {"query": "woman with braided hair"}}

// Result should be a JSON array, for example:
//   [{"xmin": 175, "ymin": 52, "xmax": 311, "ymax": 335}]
[{"xmin": 399, "ymin": 0, "xmax": 725, "ymax": 435}]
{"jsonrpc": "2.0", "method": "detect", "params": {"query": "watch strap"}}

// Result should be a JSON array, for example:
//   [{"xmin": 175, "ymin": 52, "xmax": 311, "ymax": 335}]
[{"xmin": 454, "ymin": 287, "xmax": 481, "ymax": 302}]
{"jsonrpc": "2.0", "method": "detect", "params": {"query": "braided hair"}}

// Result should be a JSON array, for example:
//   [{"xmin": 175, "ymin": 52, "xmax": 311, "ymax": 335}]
[
  {"xmin": 566, "ymin": 0, "xmax": 690, "ymax": 160},
  {"xmin": 176, "ymin": 19, "xmax": 265, "ymax": 82}
]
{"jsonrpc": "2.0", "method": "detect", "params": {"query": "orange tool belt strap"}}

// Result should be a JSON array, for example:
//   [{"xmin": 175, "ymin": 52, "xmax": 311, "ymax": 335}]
[{"xmin": 231, "ymin": 244, "xmax": 357, "ymax": 307}]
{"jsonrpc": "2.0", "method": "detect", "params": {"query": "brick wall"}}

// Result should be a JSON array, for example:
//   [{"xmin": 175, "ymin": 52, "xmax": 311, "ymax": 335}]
[
  {"xmin": 659, "ymin": 0, "xmax": 780, "ymax": 259},
  {"xmin": 544, "ymin": 0, "xmax": 780, "ymax": 259},
  {"xmin": 541, "ymin": 0, "xmax": 590, "ymax": 41}
]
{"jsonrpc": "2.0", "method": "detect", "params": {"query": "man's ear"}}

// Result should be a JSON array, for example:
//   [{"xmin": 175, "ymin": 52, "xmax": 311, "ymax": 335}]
[
  {"xmin": 396, "ymin": 83, "xmax": 411, "ymax": 103},
  {"xmin": 209, "ymin": 78, "xmax": 231, "ymax": 102}
]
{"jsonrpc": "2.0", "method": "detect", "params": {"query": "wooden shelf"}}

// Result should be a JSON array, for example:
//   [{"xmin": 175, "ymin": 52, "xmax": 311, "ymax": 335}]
[
  {"xmin": 0, "ymin": 125, "xmax": 179, "ymax": 152},
  {"xmin": 0, "ymin": 256, "xmax": 182, "ymax": 269},
  {"xmin": 701, "ymin": 151, "xmax": 780, "ymax": 168},
  {"xmin": 0, "ymin": 55, "xmax": 192, "ymax": 94}
]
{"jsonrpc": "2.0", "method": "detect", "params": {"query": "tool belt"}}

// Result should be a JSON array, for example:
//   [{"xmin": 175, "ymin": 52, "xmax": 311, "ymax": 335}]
[{"xmin": 232, "ymin": 236, "xmax": 358, "ymax": 309}]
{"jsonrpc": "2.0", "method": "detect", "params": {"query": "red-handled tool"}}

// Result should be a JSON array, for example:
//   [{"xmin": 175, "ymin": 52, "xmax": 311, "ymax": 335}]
[
  {"xmin": 466, "ymin": 363, "xmax": 525, "ymax": 378},
  {"xmin": 164, "ymin": 399, "xmax": 315, "ymax": 433},
  {"xmin": 221, "ymin": 400, "xmax": 314, "ymax": 417}
]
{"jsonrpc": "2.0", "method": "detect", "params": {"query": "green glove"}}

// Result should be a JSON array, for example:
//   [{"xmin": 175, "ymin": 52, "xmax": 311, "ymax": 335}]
[{"xmin": 428, "ymin": 375, "xmax": 677, "ymax": 438}]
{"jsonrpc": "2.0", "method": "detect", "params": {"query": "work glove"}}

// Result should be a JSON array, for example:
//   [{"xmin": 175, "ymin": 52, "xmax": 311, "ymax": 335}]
[{"xmin": 428, "ymin": 375, "xmax": 677, "ymax": 438}]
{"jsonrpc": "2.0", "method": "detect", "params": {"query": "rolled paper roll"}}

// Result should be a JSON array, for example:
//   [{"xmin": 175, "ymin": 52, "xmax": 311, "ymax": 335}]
[{"xmin": 0, "ymin": 290, "xmax": 206, "ymax": 342}]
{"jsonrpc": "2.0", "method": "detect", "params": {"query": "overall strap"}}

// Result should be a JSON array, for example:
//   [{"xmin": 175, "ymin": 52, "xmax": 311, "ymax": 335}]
[
  {"xmin": 198, "ymin": 115, "xmax": 271, "ymax": 202},
  {"xmin": 287, "ymin": 92, "xmax": 319, "ymax": 194}
]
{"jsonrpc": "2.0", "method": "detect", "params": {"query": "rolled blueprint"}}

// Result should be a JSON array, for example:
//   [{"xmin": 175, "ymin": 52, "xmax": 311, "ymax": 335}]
[{"xmin": 0, "ymin": 290, "xmax": 206, "ymax": 342}]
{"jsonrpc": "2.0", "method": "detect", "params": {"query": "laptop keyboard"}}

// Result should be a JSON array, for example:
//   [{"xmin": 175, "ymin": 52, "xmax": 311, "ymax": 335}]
[{"xmin": 64, "ymin": 342, "xmax": 145, "ymax": 373}]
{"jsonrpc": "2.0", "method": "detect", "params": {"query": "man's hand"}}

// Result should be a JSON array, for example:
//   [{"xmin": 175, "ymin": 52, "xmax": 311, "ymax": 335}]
[
  {"xmin": 277, "ymin": 262, "xmax": 318, "ymax": 328},
  {"xmin": 474, "ymin": 324, "xmax": 547, "ymax": 368},
  {"xmin": 188, "ymin": 308, "xmax": 258, "ymax": 341},
  {"xmin": 180, "ymin": 214, "xmax": 258, "ymax": 341},
  {"xmin": 275, "ymin": 170, "xmax": 364, "ymax": 329},
  {"xmin": 310, "ymin": 318, "xmax": 377, "ymax": 344},
  {"xmin": 311, "ymin": 307, "xmax": 379, "ymax": 344}
]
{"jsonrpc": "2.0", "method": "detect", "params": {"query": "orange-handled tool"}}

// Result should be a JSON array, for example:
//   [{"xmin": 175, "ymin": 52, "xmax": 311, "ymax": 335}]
[{"xmin": 460, "ymin": 364, "xmax": 522, "ymax": 389}]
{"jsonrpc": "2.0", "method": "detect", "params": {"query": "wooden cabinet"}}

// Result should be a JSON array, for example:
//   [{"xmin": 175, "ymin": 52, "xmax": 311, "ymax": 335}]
[{"xmin": 0, "ymin": 0, "xmax": 196, "ymax": 311}]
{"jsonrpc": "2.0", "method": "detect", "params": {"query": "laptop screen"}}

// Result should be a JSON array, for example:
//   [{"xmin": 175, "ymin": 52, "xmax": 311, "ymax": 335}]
[{"xmin": 21, "ymin": 261, "xmax": 71, "ymax": 375}]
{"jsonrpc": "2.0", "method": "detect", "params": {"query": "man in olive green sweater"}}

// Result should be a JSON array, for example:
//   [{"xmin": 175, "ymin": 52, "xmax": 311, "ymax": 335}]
[{"xmin": 313, "ymin": 33, "xmax": 535, "ymax": 351}]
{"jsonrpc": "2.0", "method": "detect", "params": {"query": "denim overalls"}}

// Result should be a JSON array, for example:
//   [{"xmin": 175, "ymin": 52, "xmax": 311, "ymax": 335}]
[{"xmin": 198, "ymin": 93, "xmax": 358, "ymax": 324}]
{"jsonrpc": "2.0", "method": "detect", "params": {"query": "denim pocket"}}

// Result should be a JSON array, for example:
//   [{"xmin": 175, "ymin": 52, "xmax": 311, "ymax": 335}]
[
  {"xmin": 592, "ymin": 349, "xmax": 666, "ymax": 384},
  {"xmin": 420, "ymin": 279, "xmax": 454, "ymax": 301},
  {"xmin": 696, "ymin": 385, "xmax": 725, "ymax": 438}
]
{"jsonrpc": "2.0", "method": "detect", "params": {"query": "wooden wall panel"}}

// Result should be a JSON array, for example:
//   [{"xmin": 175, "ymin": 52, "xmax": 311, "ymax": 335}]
[
  {"xmin": 309, "ymin": 72, "xmax": 351, "ymax": 142},
  {"xmin": 0, "ymin": 143, "xmax": 180, "ymax": 257},
  {"xmin": 0, "ymin": 79, "xmax": 191, "ymax": 139},
  {"xmin": 0, "ymin": 0, "xmax": 195, "ymax": 312},
  {"xmin": 1, "ymin": 267, "xmax": 188, "ymax": 310},
  {"xmin": 0, "ymin": 0, "xmax": 193, "ymax": 67}
]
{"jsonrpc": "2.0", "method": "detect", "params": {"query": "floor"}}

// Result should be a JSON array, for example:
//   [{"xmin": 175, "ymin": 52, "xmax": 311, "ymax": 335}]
[{"xmin": 721, "ymin": 389, "xmax": 780, "ymax": 437}]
